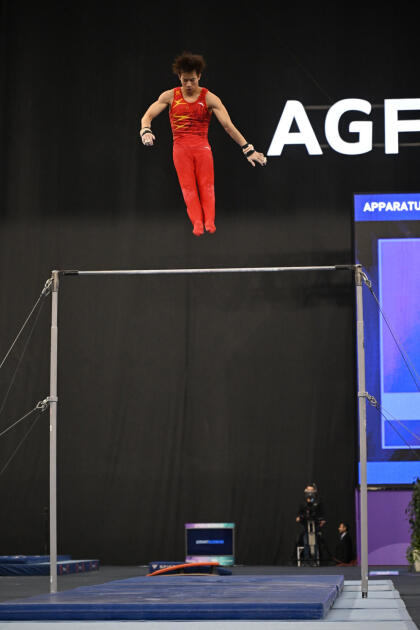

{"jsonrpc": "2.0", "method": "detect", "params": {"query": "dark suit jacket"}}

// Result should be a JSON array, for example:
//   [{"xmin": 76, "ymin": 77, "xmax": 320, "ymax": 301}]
[{"xmin": 334, "ymin": 531, "xmax": 353, "ymax": 563}]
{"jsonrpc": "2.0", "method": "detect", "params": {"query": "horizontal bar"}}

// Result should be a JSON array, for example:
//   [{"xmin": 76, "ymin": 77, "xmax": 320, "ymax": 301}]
[
  {"xmin": 319, "ymin": 143, "xmax": 420, "ymax": 149},
  {"xmin": 60, "ymin": 265, "xmax": 355, "ymax": 277},
  {"xmin": 305, "ymin": 104, "xmax": 384, "ymax": 110}
]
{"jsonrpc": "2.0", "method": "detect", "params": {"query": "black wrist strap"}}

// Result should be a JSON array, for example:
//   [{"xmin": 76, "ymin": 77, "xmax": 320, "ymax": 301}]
[
  {"xmin": 241, "ymin": 143, "xmax": 250, "ymax": 151},
  {"xmin": 244, "ymin": 149, "xmax": 256, "ymax": 158},
  {"xmin": 141, "ymin": 128, "xmax": 152, "ymax": 136}
]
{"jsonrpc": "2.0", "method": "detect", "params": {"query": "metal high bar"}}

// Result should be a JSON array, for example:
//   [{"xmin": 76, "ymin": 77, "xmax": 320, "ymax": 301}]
[
  {"xmin": 48, "ymin": 263, "xmax": 368, "ymax": 598},
  {"xmin": 62, "ymin": 264, "xmax": 354, "ymax": 276}
]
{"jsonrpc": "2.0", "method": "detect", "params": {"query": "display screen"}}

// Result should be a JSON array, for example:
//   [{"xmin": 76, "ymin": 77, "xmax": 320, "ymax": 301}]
[
  {"xmin": 354, "ymin": 193, "xmax": 420, "ymax": 485},
  {"xmin": 186, "ymin": 527, "xmax": 233, "ymax": 556}
]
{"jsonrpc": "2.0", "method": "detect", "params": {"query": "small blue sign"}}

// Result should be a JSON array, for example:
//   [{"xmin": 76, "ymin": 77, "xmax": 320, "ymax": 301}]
[{"xmin": 354, "ymin": 193, "xmax": 420, "ymax": 221}]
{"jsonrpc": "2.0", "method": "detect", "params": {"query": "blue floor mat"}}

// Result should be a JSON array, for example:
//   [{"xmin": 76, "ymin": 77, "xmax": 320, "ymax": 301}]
[
  {"xmin": 0, "ymin": 574, "xmax": 344, "ymax": 620},
  {"xmin": 0, "ymin": 556, "xmax": 71, "ymax": 563},
  {"xmin": 0, "ymin": 558, "xmax": 100, "ymax": 576}
]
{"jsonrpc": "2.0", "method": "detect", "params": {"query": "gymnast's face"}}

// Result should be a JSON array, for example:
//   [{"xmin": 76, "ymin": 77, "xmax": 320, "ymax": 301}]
[{"xmin": 179, "ymin": 71, "xmax": 201, "ymax": 96}]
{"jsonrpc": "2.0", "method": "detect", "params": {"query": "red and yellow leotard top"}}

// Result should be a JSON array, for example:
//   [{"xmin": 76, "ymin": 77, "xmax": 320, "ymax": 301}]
[{"xmin": 169, "ymin": 86, "xmax": 212, "ymax": 142}]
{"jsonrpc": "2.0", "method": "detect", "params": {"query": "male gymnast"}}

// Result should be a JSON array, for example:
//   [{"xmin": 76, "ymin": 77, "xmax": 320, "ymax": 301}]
[{"xmin": 140, "ymin": 52, "xmax": 267, "ymax": 236}]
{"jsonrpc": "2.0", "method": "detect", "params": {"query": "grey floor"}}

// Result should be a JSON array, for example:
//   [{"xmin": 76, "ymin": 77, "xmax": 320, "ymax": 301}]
[{"xmin": 0, "ymin": 565, "xmax": 419, "ymax": 629}]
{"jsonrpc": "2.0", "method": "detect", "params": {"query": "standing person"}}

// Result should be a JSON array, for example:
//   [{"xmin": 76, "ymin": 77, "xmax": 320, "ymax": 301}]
[{"xmin": 140, "ymin": 52, "xmax": 267, "ymax": 236}]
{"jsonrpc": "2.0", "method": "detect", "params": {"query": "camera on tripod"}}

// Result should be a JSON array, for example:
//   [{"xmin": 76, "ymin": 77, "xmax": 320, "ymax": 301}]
[
  {"xmin": 304, "ymin": 486, "xmax": 318, "ymax": 504},
  {"xmin": 296, "ymin": 483, "xmax": 326, "ymax": 566}
]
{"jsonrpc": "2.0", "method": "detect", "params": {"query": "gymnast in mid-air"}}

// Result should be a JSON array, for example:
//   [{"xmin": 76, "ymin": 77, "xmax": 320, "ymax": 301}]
[{"xmin": 140, "ymin": 51, "xmax": 267, "ymax": 236}]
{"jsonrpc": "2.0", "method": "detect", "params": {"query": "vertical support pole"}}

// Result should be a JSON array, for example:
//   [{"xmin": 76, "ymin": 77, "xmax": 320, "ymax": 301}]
[
  {"xmin": 355, "ymin": 265, "xmax": 368, "ymax": 597},
  {"xmin": 49, "ymin": 271, "xmax": 59, "ymax": 594}
]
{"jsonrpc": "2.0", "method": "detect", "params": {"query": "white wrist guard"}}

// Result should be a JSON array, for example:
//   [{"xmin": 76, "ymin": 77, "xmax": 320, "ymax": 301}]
[{"xmin": 242, "ymin": 143, "xmax": 256, "ymax": 158}]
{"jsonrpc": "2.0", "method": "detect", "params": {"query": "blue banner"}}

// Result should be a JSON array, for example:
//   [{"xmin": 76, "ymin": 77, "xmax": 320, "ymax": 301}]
[
  {"xmin": 354, "ymin": 193, "xmax": 420, "ymax": 221},
  {"xmin": 360, "ymin": 462, "xmax": 420, "ymax": 485}
]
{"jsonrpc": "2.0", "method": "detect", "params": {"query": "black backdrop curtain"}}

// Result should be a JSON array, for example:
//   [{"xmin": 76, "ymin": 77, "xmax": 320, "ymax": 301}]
[{"xmin": 0, "ymin": 2, "xmax": 418, "ymax": 564}]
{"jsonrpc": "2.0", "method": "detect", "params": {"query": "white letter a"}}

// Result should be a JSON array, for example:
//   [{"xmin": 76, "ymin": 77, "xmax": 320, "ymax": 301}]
[{"xmin": 267, "ymin": 101, "xmax": 323, "ymax": 156}]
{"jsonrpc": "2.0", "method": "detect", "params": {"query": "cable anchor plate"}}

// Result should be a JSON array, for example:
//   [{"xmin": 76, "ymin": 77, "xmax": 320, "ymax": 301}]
[{"xmin": 36, "ymin": 396, "xmax": 58, "ymax": 412}]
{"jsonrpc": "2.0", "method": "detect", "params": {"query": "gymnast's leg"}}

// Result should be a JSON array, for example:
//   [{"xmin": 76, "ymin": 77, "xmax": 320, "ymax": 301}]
[
  {"xmin": 173, "ymin": 142, "xmax": 204, "ymax": 235},
  {"xmin": 195, "ymin": 143, "xmax": 216, "ymax": 233}
]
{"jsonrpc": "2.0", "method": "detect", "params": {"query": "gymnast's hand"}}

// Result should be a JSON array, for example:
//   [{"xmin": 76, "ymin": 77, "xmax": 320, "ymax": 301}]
[
  {"xmin": 140, "ymin": 127, "xmax": 156, "ymax": 147},
  {"xmin": 242, "ymin": 144, "xmax": 267, "ymax": 167},
  {"xmin": 248, "ymin": 150, "xmax": 267, "ymax": 167}
]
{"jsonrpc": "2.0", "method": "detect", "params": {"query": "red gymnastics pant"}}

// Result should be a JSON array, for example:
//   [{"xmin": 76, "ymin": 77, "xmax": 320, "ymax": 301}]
[{"xmin": 172, "ymin": 136, "xmax": 215, "ymax": 227}]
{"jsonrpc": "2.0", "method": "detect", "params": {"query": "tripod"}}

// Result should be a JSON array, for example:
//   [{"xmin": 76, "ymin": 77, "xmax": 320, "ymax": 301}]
[
  {"xmin": 306, "ymin": 518, "xmax": 320, "ymax": 566},
  {"xmin": 297, "ymin": 518, "xmax": 320, "ymax": 566}
]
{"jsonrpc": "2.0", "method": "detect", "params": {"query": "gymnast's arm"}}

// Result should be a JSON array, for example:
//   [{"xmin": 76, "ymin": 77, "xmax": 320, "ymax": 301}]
[
  {"xmin": 140, "ymin": 90, "xmax": 173, "ymax": 146},
  {"xmin": 205, "ymin": 91, "xmax": 267, "ymax": 166}
]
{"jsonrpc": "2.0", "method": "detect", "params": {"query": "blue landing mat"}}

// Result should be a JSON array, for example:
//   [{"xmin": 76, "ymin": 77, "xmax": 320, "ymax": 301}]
[
  {"xmin": 0, "ymin": 558, "xmax": 99, "ymax": 576},
  {"xmin": 0, "ymin": 556, "xmax": 71, "ymax": 563},
  {"xmin": 0, "ymin": 574, "xmax": 344, "ymax": 621}
]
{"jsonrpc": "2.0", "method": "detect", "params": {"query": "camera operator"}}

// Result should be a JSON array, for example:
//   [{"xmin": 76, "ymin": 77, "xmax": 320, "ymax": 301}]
[{"xmin": 295, "ymin": 483, "xmax": 327, "ymax": 565}]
